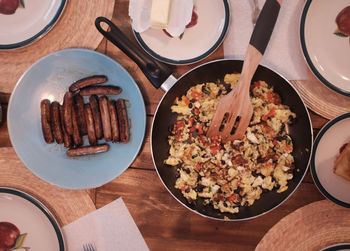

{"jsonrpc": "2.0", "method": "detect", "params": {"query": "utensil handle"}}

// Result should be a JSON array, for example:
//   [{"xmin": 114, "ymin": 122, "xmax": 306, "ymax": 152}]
[
  {"xmin": 249, "ymin": 0, "xmax": 281, "ymax": 55},
  {"xmin": 95, "ymin": 17, "xmax": 173, "ymax": 89}
]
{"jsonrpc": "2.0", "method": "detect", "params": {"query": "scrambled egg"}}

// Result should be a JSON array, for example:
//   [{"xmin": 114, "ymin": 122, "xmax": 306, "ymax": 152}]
[{"xmin": 165, "ymin": 73, "xmax": 296, "ymax": 214}]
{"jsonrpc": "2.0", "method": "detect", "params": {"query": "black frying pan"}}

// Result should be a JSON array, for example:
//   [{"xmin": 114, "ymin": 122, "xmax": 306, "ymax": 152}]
[{"xmin": 95, "ymin": 0, "xmax": 313, "ymax": 220}]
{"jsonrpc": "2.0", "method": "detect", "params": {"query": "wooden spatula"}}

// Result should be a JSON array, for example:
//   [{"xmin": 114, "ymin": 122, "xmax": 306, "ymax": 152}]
[{"xmin": 207, "ymin": 0, "xmax": 282, "ymax": 142}]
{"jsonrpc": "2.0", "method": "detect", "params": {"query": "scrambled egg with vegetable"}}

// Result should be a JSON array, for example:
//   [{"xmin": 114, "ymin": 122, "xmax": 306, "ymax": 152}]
[{"xmin": 165, "ymin": 73, "xmax": 296, "ymax": 214}]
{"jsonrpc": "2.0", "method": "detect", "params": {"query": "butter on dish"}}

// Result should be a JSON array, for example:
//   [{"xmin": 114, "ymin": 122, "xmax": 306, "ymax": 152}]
[{"xmin": 129, "ymin": 0, "xmax": 193, "ymax": 37}]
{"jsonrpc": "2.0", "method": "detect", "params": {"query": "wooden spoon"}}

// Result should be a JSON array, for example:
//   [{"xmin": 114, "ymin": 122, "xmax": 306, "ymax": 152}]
[{"xmin": 207, "ymin": 0, "xmax": 282, "ymax": 142}]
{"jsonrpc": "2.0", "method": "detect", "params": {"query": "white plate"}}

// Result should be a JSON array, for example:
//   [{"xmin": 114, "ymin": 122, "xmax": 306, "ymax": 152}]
[
  {"xmin": 133, "ymin": 0, "xmax": 229, "ymax": 65},
  {"xmin": 0, "ymin": 187, "xmax": 64, "ymax": 250},
  {"xmin": 311, "ymin": 112, "xmax": 350, "ymax": 208},
  {"xmin": 300, "ymin": 0, "xmax": 350, "ymax": 97},
  {"xmin": 0, "ymin": 0, "xmax": 66, "ymax": 49}
]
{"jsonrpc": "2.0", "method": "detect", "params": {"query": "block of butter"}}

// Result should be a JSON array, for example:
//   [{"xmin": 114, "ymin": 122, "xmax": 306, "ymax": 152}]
[{"xmin": 150, "ymin": 0, "xmax": 172, "ymax": 29}]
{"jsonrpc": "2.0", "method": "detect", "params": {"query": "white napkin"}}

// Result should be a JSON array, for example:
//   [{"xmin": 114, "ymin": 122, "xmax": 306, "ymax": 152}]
[
  {"xmin": 62, "ymin": 198, "xmax": 149, "ymax": 251},
  {"xmin": 223, "ymin": 0, "xmax": 308, "ymax": 80},
  {"xmin": 129, "ymin": 0, "xmax": 193, "ymax": 37}
]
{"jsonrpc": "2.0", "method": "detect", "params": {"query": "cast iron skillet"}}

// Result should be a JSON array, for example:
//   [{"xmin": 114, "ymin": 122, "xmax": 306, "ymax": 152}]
[{"xmin": 95, "ymin": 4, "xmax": 313, "ymax": 220}]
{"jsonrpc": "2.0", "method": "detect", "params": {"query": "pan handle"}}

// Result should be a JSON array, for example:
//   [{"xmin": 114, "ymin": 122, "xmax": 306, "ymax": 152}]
[{"xmin": 95, "ymin": 17, "xmax": 174, "ymax": 89}]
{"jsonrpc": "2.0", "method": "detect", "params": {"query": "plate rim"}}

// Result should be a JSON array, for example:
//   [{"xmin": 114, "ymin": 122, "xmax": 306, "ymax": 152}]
[
  {"xmin": 321, "ymin": 243, "xmax": 350, "ymax": 251},
  {"xmin": 0, "ymin": 0, "xmax": 67, "ymax": 50},
  {"xmin": 300, "ymin": 0, "xmax": 350, "ymax": 97},
  {"xmin": 7, "ymin": 48, "xmax": 147, "ymax": 189},
  {"xmin": 133, "ymin": 0, "xmax": 230, "ymax": 65},
  {"xmin": 0, "ymin": 187, "xmax": 65, "ymax": 250},
  {"xmin": 310, "ymin": 112, "xmax": 350, "ymax": 209}
]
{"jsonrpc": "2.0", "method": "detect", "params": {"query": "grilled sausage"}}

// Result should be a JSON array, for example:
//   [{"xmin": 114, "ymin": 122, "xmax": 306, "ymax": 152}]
[
  {"xmin": 66, "ymin": 144, "xmax": 109, "ymax": 157},
  {"xmin": 116, "ymin": 99, "xmax": 130, "ymax": 143},
  {"xmin": 84, "ymin": 104, "xmax": 97, "ymax": 145},
  {"xmin": 72, "ymin": 104, "xmax": 83, "ymax": 146},
  {"xmin": 89, "ymin": 95, "xmax": 103, "ymax": 139},
  {"xmin": 108, "ymin": 100, "xmax": 119, "ymax": 142},
  {"xmin": 40, "ymin": 99, "xmax": 54, "ymax": 143},
  {"xmin": 69, "ymin": 75, "xmax": 108, "ymax": 92},
  {"xmin": 99, "ymin": 96, "xmax": 112, "ymax": 141},
  {"xmin": 79, "ymin": 85, "xmax": 122, "ymax": 96},
  {"xmin": 50, "ymin": 101, "xmax": 64, "ymax": 144},
  {"xmin": 59, "ymin": 105, "xmax": 72, "ymax": 148},
  {"xmin": 74, "ymin": 94, "xmax": 87, "ymax": 135},
  {"xmin": 63, "ymin": 91, "xmax": 73, "ymax": 135}
]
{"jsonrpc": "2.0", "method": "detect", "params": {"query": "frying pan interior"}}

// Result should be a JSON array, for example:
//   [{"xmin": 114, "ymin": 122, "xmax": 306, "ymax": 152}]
[{"xmin": 152, "ymin": 60, "xmax": 313, "ymax": 220}]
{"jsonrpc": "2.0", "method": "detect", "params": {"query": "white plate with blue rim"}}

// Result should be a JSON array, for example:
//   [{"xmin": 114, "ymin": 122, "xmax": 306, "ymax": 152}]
[
  {"xmin": 0, "ymin": 187, "xmax": 64, "ymax": 250},
  {"xmin": 133, "ymin": 0, "xmax": 230, "ymax": 65},
  {"xmin": 300, "ymin": 0, "xmax": 350, "ymax": 97},
  {"xmin": 8, "ymin": 48, "xmax": 146, "ymax": 189},
  {"xmin": 0, "ymin": 0, "xmax": 66, "ymax": 50},
  {"xmin": 311, "ymin": 112, "xmax": 350, "ymax": 208}
]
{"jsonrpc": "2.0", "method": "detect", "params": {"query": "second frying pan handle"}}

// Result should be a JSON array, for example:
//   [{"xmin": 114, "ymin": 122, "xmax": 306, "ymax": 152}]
[
  {"xmin": 95, "ymin": 17, "xmax": 173, "ymax": 89},
  {"xmin": 249, "ymin": 0, "xmax": 281, "ymax": 55}
]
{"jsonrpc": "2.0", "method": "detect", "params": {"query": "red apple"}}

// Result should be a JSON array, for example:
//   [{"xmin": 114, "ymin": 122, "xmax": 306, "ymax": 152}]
[
  {"xmin": 0, "ymin": 0, "xmax": 19, "ymax": 15},
  {"xmin": 0, "ymin": 222, "xmax": 20, "ymax": 251},
  {"xmin": 336, "ymin": 6, "xmax": 350, "ymax": 36}
]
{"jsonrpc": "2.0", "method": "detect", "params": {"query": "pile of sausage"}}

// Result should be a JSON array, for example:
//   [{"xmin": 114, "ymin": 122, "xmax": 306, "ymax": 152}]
[{"xmin": 40, "ymin": 75, "xmax": 130, "ymax": 157}]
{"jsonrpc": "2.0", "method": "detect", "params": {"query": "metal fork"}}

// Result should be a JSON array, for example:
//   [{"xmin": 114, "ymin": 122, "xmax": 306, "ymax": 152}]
[
  {"xmin": 83, "ymin": 243, "xmax": 96, "ymax": 251},
  {"xmin": 252, "ymin": 0, "xmax": 261, "ymax": 25}
]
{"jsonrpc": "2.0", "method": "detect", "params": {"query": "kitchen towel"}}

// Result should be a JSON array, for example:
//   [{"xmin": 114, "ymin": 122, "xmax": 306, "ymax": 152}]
[
  {"xmin": 62, "ymin": 197, "xmax": 149, "ymax": 251},
  {"xmin": 223, "ymin": 0, "xmax": 308, "ymax": 80}
]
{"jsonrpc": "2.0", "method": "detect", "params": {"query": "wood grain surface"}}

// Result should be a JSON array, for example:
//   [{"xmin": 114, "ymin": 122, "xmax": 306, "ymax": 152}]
[
  {"xmin": 0, "ymin": 0, "xmax": 115, "ymax": 93},
  {"xmin": 0, "ymin": 148, "xmax": 96, "ymax": 227},
  {"xmin": 0, "ymin": 0, "xmax": 346, "ymax": 250}
]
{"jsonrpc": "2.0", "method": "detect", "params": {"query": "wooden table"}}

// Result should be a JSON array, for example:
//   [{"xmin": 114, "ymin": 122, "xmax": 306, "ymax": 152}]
[{"xmin": 0, "ymin": 1, "xmax": 332, "ymax": 250}]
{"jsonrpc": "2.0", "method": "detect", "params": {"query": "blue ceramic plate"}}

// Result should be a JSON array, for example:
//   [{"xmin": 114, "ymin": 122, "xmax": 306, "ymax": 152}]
[{"xmin": 8, "ymin": 48, "xmax": 146, "ymax": 189}]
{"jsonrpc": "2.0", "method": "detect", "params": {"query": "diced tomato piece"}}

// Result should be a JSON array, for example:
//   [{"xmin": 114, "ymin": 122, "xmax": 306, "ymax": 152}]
[
  {"xmin": 228, "ymin": 194, "xmax": 237, "ymax": 202},
  {"xmin": 183, "ymin": 96, "xmax": 190, "ymax": 105},
  {"xmin": 210, "ymin": 145, "xmax": 221, "ymax": 154},
  {"xmin": 263, "ymin": 108, "xmax": 276, "ymax": 121},
  {"xmin": 191, "ymin": 91, "xmax": 202, "ymax": 100},
  {"xmin": 181, "ymin": 185, "xmax": 186, "ymax": 191},
  {"xmin": 194, "ymin": 108, "xmax": 200, "ymax": 115},
  {"xmin": 251, "ymin": 81, "xmax": 260, "ymax": 89},
  {"xmin": 176, "ymin": 120, "xmax": 185, "ymax": 129},
  {"xmin": 196, "ymin": 163, "xmax": 201, "ymax": 170},
  {"xmin": 190, "ymin": 126, "xmax": 196, "ymax": 132},
  {"xmin": 197, "ymin": 124, "xmax": 204, "ymax": 135}
]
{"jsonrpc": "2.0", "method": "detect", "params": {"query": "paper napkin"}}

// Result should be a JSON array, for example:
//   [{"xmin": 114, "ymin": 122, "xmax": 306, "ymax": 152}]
[
  {"xmin": 223, "ymin": 0, "xmax": 308, "ymax": 80},
  {"xmin": 62, "ymin": 198, "xmax": 149, "ymax": 251}
]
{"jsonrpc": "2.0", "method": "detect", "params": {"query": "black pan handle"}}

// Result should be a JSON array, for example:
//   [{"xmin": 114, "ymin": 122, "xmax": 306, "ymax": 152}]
[
  {"xmin": 249, "ymin": 0, "xmax": 281, "ymax": 55},
  {"xmin": 95, "ymin": 17, "xmax": 173, "ymax": 89}
]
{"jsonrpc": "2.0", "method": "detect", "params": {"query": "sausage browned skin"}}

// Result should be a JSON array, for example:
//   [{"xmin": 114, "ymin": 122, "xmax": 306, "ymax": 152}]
[
  {"xmin": 108, "ymin": 100, "xmax": 119, "ymax": 142},
  {"xmin": 59, "ymin": 105, "xmax": 72, "ymax": 148},
  {"xmin": 116, "ymin": 99, "xmax": 130, "ymax": 143},
  {"xmin": 74, "ymin": 94, "xmax": 87, "ymax": 135},
  {"xmin": 69, "ymin": 75, "xmax": 108, "ymax": 92},
  {"xmin": 89, "ymin": 95, "xmax": 103, "ymax": 140},
  {"xmin": 84, "ymin": 104, "xmax": 97, "ymax": 146},
  {"xmin": 50, "ymin": 101, "xmax": 64, "ymax": 144},
  {"xmin": 40, "ymin": 99, "xmax": 54, "ymax": 143},
  {"xmin": 72, "ymin": 103, "xmax": 83, "ymax": 146},
  {"xmin": 66, "ymin": 144, "xmax": 109, "ymax": 157},
  {"xmin": 99, "ymin": 96, "xmax": 112, "ymax": 142},
  {"xmin": 79, "ymin": 85, "xmax": 122, "ymax": 96},
  {"xmin": 63, "ymin": 91, "xmax": 73, "ymax": 135}
]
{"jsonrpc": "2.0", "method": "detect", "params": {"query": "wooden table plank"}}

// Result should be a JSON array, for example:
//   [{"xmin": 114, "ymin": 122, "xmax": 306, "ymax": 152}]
[{"xmin": 96, "ymin": 168, "xmax": 324, "ymax": 251}]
